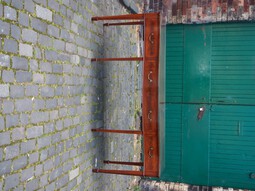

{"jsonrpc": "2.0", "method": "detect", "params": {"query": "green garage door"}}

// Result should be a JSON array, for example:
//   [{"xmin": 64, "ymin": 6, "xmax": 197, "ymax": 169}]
[{"xmin": 162, "ymin": 23, "xmax": 255, "ymax": 189}]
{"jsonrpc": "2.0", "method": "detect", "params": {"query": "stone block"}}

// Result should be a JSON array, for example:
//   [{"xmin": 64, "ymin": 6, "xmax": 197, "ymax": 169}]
[
  {"xmin": 53, "ymin": 64, "xmax": 63, "ymax": 73},
  {"xmin": 40, "ymin": 61, "xmax": 52, "ymax": 72},
  {"xmin": 48, "ymin": 0, "xmax": 59, "ymax": 11},
  {"xmin": 21, "ymin": 167, "xmax": 34, "ymax": 181},
  {"xmin": 44, "ymin": 123, "xmax": 55, "ymax": 133},
  {"xmin": 0, "ymin": 160, "xmax": 11, "ymax": 175},
  {"xmin": 5, "ymin": 144, "xmax": 19, "ymax": 159},
  {"xmin": 66, "ymin": 42, "xmax": 76, "ymax": 53},
  {"xmin": 53, "ymin": 39, "xmax": 65, "ymax": 51},
  {"xmin": 20, "ymin": 113, "xmax": 29, "ymax": 125},
  {"xmin": 44, "ymin": 159, "xmax": 54, "ymax": 171},
  {"xmin": 45, "ymin": 50, "xmax": 58, "ymax": 61},
  {"xmin": 46, "ymin": 99, "xmax": 57, "ymax": 109},
  {"xmin": 11, "ymin": 25, "xmax": 21, "ymax": 40},
  {"xmin": 22, "ymin": 29, "xmax": 37, "ymax": 43},
  {"xmin": 31, "ymin": 18, "xmax": 47, "ymax": 33},
  {"xmin": 29, "ymin": 152, "xmax": 39, "ymax": 164},
  {"xmin": 26, "ymin": 126, "xmax": 43, "ymax": 139},
  {"xmin": 39, "ymin": 34, "xmax": 52, "ymax": 47},
  {"xmin": 0, "ymin": 131, "xmax": 10, "ymax": 146},
  {"xmin": 15, "ymin": 98, "xmax": 33, "ymax": 112},
  {"xmin": 34, "ymin": 99, "xmax": 45, "ymax": 110},
  {"xmin": 19, "ymin": 12, "xmax": 29, "ymax": 27},
  {"xmin": 26, "ymin": 85, "xmax": 39, "ymax": 96},
  {"xmin": 53, "ymin": 14, "xmax": 63, "ymax": 26},
  {"xmin": 12, "ymin": 56, "xmax": 28, "ymax": 70},
  {"xmin": 2, "ymin": 70, "xmax": 14, "ymax": 83},
  {"xmin": 13, "ymin": 156, "xmax": 28, "ymax": 171},
  {"xmin": 56, "ymin": 175, "xmax": 68, "ymax": 189},
  {"xmin": 5, "ymin": 174, "xmax": 19, "ymax": 190},
  {"xmin": 69, "ymin": 167, "xmax": 79, "ymax": 180},
  {"xmin": 10, "ymin": 85, "xmax": 25, "ymax": 98},
  {"xmin": 49, "ymin": 111, "xmax": 58, "ymax": 123},
  {"xmin": 21, "ymin": 139, "xmax": 36, "ymax": 154},
  {"xmin": 33, "ymin": 73, "xmax": 44, "ymax": 84},
  {"xmin": 4, "ymin": 38, "xmax": 18, "ymax": 53},
  {"xmin": 26, "ymin": 178, "xmax": 39, "ymax": 191},
  {"xmin": 45, "ymin": 74, "xmax": 58, "ymax": 85},
  {"xmin": 40, "ymin": 174, "xmax": 48, "ymax": 187},
  {"xmin": 38, "ymin": 136, "xmax": 51, "ymax": 149},
  {"xmin": 34, "ymin": 0, "xmax": 47, "ymax": 5},
  {"xmin": 0, "ymin": 20, "xmax": 10, "ymax": 35},
  {"xmin": 36, "ymin": 5, "xmax": 52, "ymax": 21},
  {"xmin": 16, "ymin": 71, "xmax": 33, "ymax": 82},
  {"xmin": 4, "ymin": 6, "xmax": 17, "ymax": 21},
  {"xmin": 48, "ymin": 25, "xmax": 59, "ymax": 38},
  {"xmin": 24, "ymin": 0, "xmax": 34, "ymax": 13},
  {"xmin": 6, "ymin": 114, "xmax": 19, "ymax": 128},
  {"xmin": 35, "ymin": 164, "xmax": 43, "ymax": 176},
  {"xmin": 12, "ymin": 0, "xmax": 23, "ymax": 9},
  {"xmin": 30, "ymin": 59, "xmax": 39, "ymax": 71},
  {"xmin": 30, "ymin": 111, "xmax": 49, "ymax": 123},
  {"xmin": 19, "ymin": 43, "xmax": 33, "ymax": 57},
  {"xmin": 41, "ymin": 86, "xmax": 54, "ymax": 97},
  {"xmin": 0, "ymin": 148, "xmax": 2, "ymax": 161},
  {"xmin": 0, "ymin": 4, "xmax": 2, "ymax": 17},
  {"xmin": 0, "ymin": 54, "xmax": 10, "ymax": 67},
  {"xmin": 0, "ymin": 84, "xmax": 9, "ymax": 97},
  {"xmin": 12, "ymin": 127, "xmax": 25, "ymax": 141},
  {"xmin": 2, "ymin": 100, "xmax": 14, "ymax": 114},
  {"xmin": 0, "ymin": 117, "xmax": 4, "ymax": 131},
  {"xmin": 46, "ymin": 182, "xmax": 55, "ymax": 191}
]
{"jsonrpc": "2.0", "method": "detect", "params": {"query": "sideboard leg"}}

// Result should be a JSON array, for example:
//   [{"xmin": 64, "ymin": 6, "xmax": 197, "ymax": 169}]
[
  {"xmin": 92, "ymin": 14, "xmax": 144, "ymax": 21},
  {"xmin": 92, "ymin": 169, "xmax": 143, "ymax": 176},
  {"xmin": 104, "ymin": 160, "xmax": 144, "ymax": 166}
]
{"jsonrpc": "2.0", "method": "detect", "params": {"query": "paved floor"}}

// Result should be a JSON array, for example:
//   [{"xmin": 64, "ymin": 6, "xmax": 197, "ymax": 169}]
[
  {"xmin": 91, "ymin": 0, "xmax": 143, "ymax": 190},
  {"xmin": 0, "ymin": 0, "xmax": 143, "ymax": 190}
]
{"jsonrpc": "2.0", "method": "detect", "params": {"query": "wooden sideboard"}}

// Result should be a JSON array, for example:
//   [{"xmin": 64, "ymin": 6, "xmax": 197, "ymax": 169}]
[{"xmin": 91, "ymin": 13, "xmax": 160, "ymax": 177}]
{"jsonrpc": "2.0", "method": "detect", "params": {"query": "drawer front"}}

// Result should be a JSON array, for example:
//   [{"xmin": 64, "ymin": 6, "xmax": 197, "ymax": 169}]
[
  {"xmin": 143, "ymin": 60, "xmax": 158, "ymax": 89},
  {"xmin": 144, "ymin": 18, "xmax": 160, "ymax": 59},
  {"xmin": 143, "ymin": 60, "xmax": 158, "ymax": 133},
  {"xmin": 144, "ymin": 134, "xmax": 159, "ymax": 177}
]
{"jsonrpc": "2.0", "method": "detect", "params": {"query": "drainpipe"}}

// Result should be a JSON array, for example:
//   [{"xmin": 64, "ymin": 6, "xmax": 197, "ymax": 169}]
[{"xmin": 118, "ymin": 0, "xmax": 138, "ymax": 14}]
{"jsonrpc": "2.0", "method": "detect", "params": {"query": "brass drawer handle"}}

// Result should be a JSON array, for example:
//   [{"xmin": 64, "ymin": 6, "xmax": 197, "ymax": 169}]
[
  {"xmin": 149, "ymin": 147, "xmax": 153, "ymax": 158},
  {"xmin": 148, "ymin": 111, "xmax": 152, "ymax": 121},
  {"xmin": 148, "ymin": 71, "xmax": 152, "ymax": 83},
  {"xmin": 148, "ymin": 33, "xmax": 154, "ymax": 44}
]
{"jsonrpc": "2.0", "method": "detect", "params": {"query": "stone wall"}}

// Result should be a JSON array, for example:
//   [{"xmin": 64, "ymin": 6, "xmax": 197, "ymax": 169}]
[{"xmin": 0, "ymin": 0, "xmax": 141, "ymax": 190}]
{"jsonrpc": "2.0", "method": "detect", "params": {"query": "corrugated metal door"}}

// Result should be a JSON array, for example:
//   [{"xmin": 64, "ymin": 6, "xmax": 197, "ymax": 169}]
[{"xmin": 163, "ymin": 23, "xmax": 255, "ymax": 189}]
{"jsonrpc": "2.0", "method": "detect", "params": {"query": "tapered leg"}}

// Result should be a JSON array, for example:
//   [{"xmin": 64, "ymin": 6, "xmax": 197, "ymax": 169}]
[
  {"xmin": 92, "ymin": 14, "xmax": 144, "ymax": 21},
  {"xmin": 104, "ymin": 160, "xmax": 144, "ymax": 166},
  {"xmin": 91, "ymin": 57, "xmax": 143, "ymax": 62},
  {"xmin": 103, "ymin": 21, "xmax": 144, "ymax": 26},
  {"xmin": 91, "ymin": 128, "xmax": 143, "ymax": 135},
  {"xmin": 92, "ymin": 169, "xmax": 143, "ymax": 176}
]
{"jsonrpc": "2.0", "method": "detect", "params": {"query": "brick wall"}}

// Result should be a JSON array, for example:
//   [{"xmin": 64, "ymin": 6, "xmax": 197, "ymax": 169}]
[
  {"xmin": 140, "ymin": 180, "xmax": 251, "ymax": 191},
  {"xmin": 0, "ymin": 0, "xmax": 139, "ymax": 190}
]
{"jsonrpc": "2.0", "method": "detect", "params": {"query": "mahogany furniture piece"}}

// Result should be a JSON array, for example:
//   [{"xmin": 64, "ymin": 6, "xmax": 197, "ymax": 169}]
[{"xmin": 91, "ymin": 13, "xmax": 160, "ymax": 177}]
